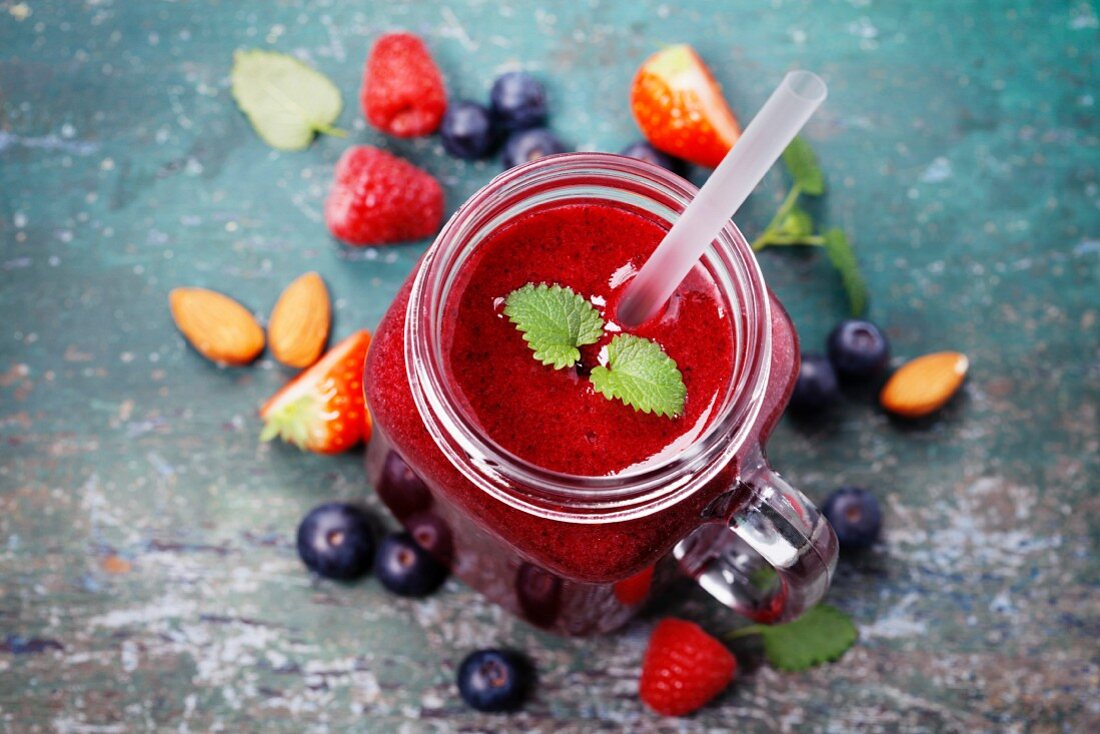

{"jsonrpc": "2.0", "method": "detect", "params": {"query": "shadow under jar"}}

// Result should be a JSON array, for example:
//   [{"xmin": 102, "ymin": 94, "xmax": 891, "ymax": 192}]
[{"xmin": 365, "ymin": 153, "xmax": 837, "ymax": 636}]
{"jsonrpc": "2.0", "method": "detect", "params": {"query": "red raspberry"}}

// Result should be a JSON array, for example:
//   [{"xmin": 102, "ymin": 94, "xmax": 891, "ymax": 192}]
[
  {"xmin": 613, "ymin": 565, "xmax": 655, "ymax": 606},
  {"xmin": 361, "ymin": 32, "xmax": 446, "ymax": 138},
  {"xmin": 639, "ymin": 618, "xmax": 737, "ymax": 717},
  {"xmin": 324, "ymin": 146, "xmax": 444, "ymax": 247}
]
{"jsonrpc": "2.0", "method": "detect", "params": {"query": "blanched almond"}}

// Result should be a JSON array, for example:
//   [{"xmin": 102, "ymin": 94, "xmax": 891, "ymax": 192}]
[
  {"xmin": 169, "ymin": 287, "xmax": 265, "ymax": 365},
  {"xmin": 268, "ymin": 272, "xmax": 331, "ymax": 368},
  {"xmin": 880, "ymin": 351, "xmax": 969, "ymax": 418}
]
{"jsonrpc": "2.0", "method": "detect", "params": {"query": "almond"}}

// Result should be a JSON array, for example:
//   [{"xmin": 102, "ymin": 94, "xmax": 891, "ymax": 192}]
[
  {"xmin": 880, "ymin": 351, "xmax": 969, "ymax": 418},
  {"xmin": 169, "ymin": 287, "xmax": 265, "ymax": 365},
  {"xmin": 267, "ymin": 272, "xmax": 331, "ymax": 368}
]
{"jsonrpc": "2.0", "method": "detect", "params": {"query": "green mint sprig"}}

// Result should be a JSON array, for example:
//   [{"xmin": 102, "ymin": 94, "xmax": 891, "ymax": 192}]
[
  {"xmin": 230, "ymin": 49, "xmax": 346, "ymax": 151},
  {"xmin": 503, "ymin": 283, "xmax": 604, "ymax": 369},
  {"xmin": 752, "ymin": 136, "xmax": 868, "ymax": 316},
  {"xmin": 591, "ymin": 335, "xmax": 686, "ymax": 418},
  {"xmin": 781, "ymin": 135, "xmax": 825, "ymax": 195},
  {"xmin": 727, "ymin": 603, "xmax": 858, "ymax": 672},
  {"xmin": 503, "ymin": 284, "xmax": 687, "ymax": 417}
]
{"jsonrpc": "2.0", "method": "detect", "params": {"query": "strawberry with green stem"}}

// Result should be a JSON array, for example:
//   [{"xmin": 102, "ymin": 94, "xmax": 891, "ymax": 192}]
[{"xmin": 260, "ymin": 330, "xmax": 373, "ymax": 455}]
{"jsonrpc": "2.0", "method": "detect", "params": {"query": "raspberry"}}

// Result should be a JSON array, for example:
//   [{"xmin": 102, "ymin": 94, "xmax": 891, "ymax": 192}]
[
  {"xmin": 639, "ymin": 618, "xmax": 737, "ymax": 717},
  {"xmin": 613, "ymin": 565, "xmax": 654, "ymax": 606},
  {"xmin": 361, "ymin": 32, "xmax": 446, "ymax": 138},
  {"xmin": 324, "ymin": 146, "xmax": 443, "ymax": 247}
]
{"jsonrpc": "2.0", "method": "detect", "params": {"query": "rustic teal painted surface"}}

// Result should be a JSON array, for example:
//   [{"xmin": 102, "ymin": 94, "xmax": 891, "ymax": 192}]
[{"xmin": 1, "ymin": 0, "xmax": 1097, "ymax": 731}]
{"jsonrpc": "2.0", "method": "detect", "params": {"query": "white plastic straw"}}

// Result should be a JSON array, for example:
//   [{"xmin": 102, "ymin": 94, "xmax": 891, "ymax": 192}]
[{"xmin": 616, "ymin": 71, "xmax": 828, "ymax": 327}]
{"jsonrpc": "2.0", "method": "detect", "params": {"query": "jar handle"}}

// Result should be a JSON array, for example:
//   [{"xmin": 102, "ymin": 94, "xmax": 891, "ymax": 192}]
[{"xmin": 673, "ymin": 448, "xmax": 838, "ymax": 623}]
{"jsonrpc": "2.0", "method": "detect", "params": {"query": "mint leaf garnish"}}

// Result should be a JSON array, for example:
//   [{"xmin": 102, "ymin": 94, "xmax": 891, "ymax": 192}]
[
  {"xmin": 823, "ymin": 228, "xmax": 867, "ymax": 316},
  {"xmin": 781, "ymin": 136, "xmax": 825, "ymax": 196},
  {"xmin": 504, "ymin": 284, "xmax": 686, "ymax": 419},
  {"xmin": 728, "ymin": 604, "xmax": 857, "ymax": 672},
  {"xmin": 230, "ymin": 49, "xmax": 345, "ymax": 151},
  {"xmin": 504, "ymin": 283, "xmax": 604, "ymax": 369},
  {"xmin": 590, "ymin": 335, "xmax": 686, "ymax": 417}
]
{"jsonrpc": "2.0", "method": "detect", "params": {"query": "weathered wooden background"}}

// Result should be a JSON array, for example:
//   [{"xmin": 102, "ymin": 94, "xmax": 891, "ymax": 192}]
[{"xmin": 1, "ymin": 0, "xmax": 1097, "ymax": 731}]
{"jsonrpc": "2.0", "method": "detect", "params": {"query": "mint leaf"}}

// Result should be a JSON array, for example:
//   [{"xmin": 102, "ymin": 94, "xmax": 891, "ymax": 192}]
[
  {"xmin": 782, "ymin": 136, "xmax": 825, "ymax": 196},
  {"xmin": 777, "ymin": 206, "xmax": 815, "ymax": 239},
  {"xmin": 504, "ymin": 283, "xmax": 604, "ymax": 369},
  {"xmin": 823, "ymin": 228, "xmax": 867, "ymax": 316},
  {"xmin": 730, "ymin": 604, "xmax": 857, "ymax": 672},
  {"xmin": 590, "ymin": 335, "xmax": 686, "ymax": 417},
  {"xmin": 230, "ymin": 49, "xmax": 345, "ymax": 151}
]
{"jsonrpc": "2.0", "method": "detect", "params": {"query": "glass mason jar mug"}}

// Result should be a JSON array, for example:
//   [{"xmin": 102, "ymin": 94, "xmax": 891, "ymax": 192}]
[{"xmin": 364, "ymin": 153, "xmax": 837, "ymax": 635}]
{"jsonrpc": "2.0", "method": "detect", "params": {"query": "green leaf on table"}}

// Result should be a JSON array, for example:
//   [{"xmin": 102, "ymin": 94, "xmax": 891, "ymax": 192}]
[
  {"xmin": 730, "ymin": 604, "xmax": 858, "ymax": 672},
  {"xmin": 823, "ymin": 228, "xmax": 867, "ymax": 316},
  {"xmin": 504, "ymin": 283, "xmax": 605, "ymax": 369},
  {"xmin": 230, "ymin": 49, "xmax": 344, "ymax": 151},
  {"xmin": 777, "ymin": 206, "xmax": 815, "ymax": 239},
  {"xmin": 590, "ymin": 335, "xmax": 686, "ymax": 418},
  {"xmin": 782, "ymin": 136, "xmax": 825, "ymax": 196}
]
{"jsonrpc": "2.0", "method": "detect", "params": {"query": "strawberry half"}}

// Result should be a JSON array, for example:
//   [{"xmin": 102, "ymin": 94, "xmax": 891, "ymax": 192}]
[
  {"xmin": 260, "ymin": 330, "xmax": 373, "ymax": 455},
  {"xmin": 639, "ymin": 618, "xmax": 737, "ymax": 717},
  {"xmin": 630, "ymin": 45, "xmax": 741, "ymax": 168}
]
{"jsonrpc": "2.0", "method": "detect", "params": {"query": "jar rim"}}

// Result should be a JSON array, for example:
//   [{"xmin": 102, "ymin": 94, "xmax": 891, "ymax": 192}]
[{"xmin": 405, "ymin": 153, "xmax": 771, "ymax": 523}]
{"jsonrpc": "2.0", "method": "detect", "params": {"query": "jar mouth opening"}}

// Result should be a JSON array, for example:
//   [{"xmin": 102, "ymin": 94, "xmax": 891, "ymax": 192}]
[{"xmin": 406, "ymin": 153, "xmax": 771, "ymax": 522}]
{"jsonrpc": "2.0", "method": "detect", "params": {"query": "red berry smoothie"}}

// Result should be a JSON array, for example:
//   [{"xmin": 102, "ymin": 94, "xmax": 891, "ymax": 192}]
[
  {"xmin": 365, "ymin": 189, "xmax": 800, "ymax": 634},
  {"xmin": 443, "ymin": 202, "xmax": 734, "ymax": 476}
]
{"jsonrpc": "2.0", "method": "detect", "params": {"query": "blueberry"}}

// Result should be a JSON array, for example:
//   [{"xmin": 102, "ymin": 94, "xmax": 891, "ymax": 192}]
[
  {"xmin": 619, "ymin": 141, "xmax": 687, "ymax": 176},
  {"xmin": 406, "ymin": 512, "xmax": 454, "ymax": 566},
  {"xmin": 789, "ymin": 354, "xmax": 839, "ymax": 413},
  {"xmin": 456, "ymin": 649, "xmax": 531, "ymax": 712},
  {"xmin": 440, "ymin": 100, "xmax": 496, "ymax": 160},
  {"xmin": 827, "ymin": 320, "xmax": 890, "ymax": 380},
  {"xmin": 375, "ymin": 452, "xmax": 432, "ymax": 520},
  {"xmin": 515, "ymin": 563, "xmax": 562, "ymax": 628},
  {"xmin": 374, "ymin": 531, "xmax": 448, "ymax": 597},
  {"xmin": 822, "ymin": 486, "xmax": 882, "ymax": 550},
  {"xmin": 502, "ymin": 128, "xmax": 567, "ymax": 170},
  {"xmin": 296, "ymin": 503, "xmax": 374, "ymax": 581},
  {"xmin": 489, "ymin": 71, "xmax": 547, "ymax": 131}
]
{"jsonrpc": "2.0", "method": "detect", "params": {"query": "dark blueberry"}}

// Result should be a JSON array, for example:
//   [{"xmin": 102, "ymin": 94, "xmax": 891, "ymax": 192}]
[
  {"xmin": 375, "ymin": 452, "xmax": 432, "ymax": 520},
  {"xmin": 822, "ymin": 486, "xmax": 882, "ymax": 550},
  {"xmin": 501, "ymin": 128, "xmax": 567, "ymax": 170},
  {"xmin": 374, "ymin": 531, "xmax": 448, "ymax": 597},
  {"xmin": 456, "ymin": 649, "xmax": 532, "ymax": 712},
  {"xmin": 789, "ymin": 354, "xmax": 839, "ymax": 413},
  {"xmin": 406, "ymin": 512, "xmax": 454, "ymax": 566},
  {"xmin": 489, "ymin": 71, "xmax": 547, "ymax": 131},
  {"xmin": 440, "ymin": 100, "xmax": 497, "ymax": 160},
  {"xmin": 515, "ymin": 563, "xmax": 562, "ymax": 628},
  {"xmin": 827, "ymin": 320, "xmax": 891, "ymax": 380},
  {"xmin": 619, "ymin": 141, "xmax": 687, "ymax": 176},
  {"xmin": 296, "ymin": 503, "xmax": 374, "ymax": 581}
]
